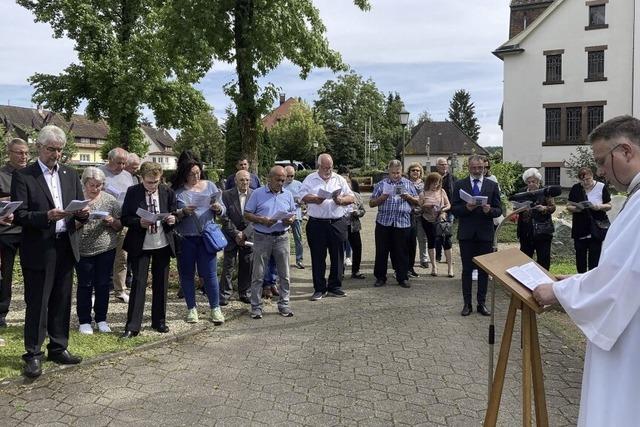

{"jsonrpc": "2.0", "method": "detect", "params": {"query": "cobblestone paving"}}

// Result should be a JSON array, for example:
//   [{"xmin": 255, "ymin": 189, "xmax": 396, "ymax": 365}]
[{"xmin": 0, "ymin": 200, "xmax": 584, "ymax": 426}]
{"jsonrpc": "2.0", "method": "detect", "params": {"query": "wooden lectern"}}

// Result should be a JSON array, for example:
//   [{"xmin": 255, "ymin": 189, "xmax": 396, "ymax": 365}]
[{"xmin": 473, "ymin": 247, "xmax": 554, "ymax": 427}]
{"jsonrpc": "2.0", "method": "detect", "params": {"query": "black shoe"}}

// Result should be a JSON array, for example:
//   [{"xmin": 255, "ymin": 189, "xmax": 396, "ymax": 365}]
[
  {"xmin": 239, "ymin": 295, "xmax": 251, "ymax": 304},
  {"xmin": 0, "ymin": 316, "xmax": 6, "ymax": 328},
  {"xmin": 374, "ymin": 279, "xmax": 386, "ymax": 287},
  {"xmin": 47, "ymin": 350, "xmax": 82, "ymax": 365},
  {"xmin": 23, "ymin": 358, "xmax": 42, "ymax": 378},
  {"xmin": 398, "ymin": 281, "xmax": 411, "ymax": 288},
  {"xmin": 120, "ymin": 330, "xmax": 139, "ymax": 340},
  {"xmin": 219, "ymin": 299, "xmax": 229, "ymax": 306},
  {"xmin": 177, "ymin": 288, "xmax": 184, "ymax": 299},
  {"xmin": 351, "ymin": 272, "xmax": 366, "ymax": 279},
  {"xmin": 420, "ymin": 261, "xmax": 429, "ymax": 268},
  {"xmin": 409, "ymin": 269, "xmax": 419, "ymax": 278},
  {"xmin": 295, "ymin": 261, "xmax": 305, "ymax": 269},
  {"xmin": 327, "ymin": 289, "xmax": 347, "ymax": 297},
  {"xmin": 461, "ymin": 304, "xmax": 473, "ymax": 316},
  {"xmin": 152, "ymin": 323, "xmax": 170, "ymax": 333},
  {"xmin": 477, "ymin": 304, "xmax": 491, "ymax": 316}
]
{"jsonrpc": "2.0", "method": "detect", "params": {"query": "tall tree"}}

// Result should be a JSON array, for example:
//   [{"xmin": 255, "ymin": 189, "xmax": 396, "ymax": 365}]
[
  {"xmin": 17, "ymin": 0, "xmax": 209, "ymax": 156},
  {"xmin": 175, "ymin": 109, "xmax": 225, "ymax": 168},
  {"xmin": 416, "ymin": 110, "xmax": 433, "ymax": 125},
  {"xmin": 270, "ymin": 102, "xmax": 327, "ymax": 165},
  {"xmin": 314, "ymin": 72, "xmax": 387, "ymax": 167},
  {"xmin": 165, "ymin": 0, "xmax": 370, "ymax": 174},
  {"xmin": 448, "ymin": 89, "xmax": 480, "ymax": 142}
]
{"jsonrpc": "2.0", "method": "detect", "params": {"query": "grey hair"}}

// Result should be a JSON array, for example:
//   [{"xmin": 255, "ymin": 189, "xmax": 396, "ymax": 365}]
[
  {"xmin": 387, "ymin": 159, "xmax": 402, "ymax": 170},
  {"xmin": 468, "ymin": 154, "xmax": 485, "ymax": 164},
  {"xmin": 436, "ymin": 157, "xmax": 448, "ymax": 165},
  {"xmin": 81, "ymin": 166, "xmax": 106, "ymax": 186},
  {"xmin": 317, "ymin": 153, "xmax": 333, "ymax": 165},
  {"xmin": 522, "ymin": 168, "xmax": 543, "ymax": 183},
  {"xmin": 8, "ymin": 138, "xmax": 28, "ymax": 149},
  {"xmin": 108, "ymin": 147, "xmax": 128, "ymax": 161},
  {"xmin": 37, "ymin": 125, "xmax": 66, "ymax": 146},
  {"xmin": 127, "ymin": 152, "xmax": 141, "ymax": 164}
]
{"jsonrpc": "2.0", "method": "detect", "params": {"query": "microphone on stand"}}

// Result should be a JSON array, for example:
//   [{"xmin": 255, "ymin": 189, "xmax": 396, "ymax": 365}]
[{"xmin": 508, "ymin": 185, "xmax": 562, "ymax": 202}]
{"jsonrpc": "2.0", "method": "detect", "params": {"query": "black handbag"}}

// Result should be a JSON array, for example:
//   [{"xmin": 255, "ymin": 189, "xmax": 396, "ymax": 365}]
[
  {"xmin": 589, "ymin": 216, "xmax": 610, "ymax": 241},
  {"xmin": 532, "ymin": 217, "xmax": 554, "ymax": 237},
  {"xmin": 435, "ymin": 219, "xmax": 452, "ymax": 238}
]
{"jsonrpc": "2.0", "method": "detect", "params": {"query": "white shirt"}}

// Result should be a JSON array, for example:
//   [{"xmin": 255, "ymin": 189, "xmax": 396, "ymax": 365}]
[
  {"xmin": 239, "ymin": 191, "xmax": 247, "ymax": 214},
  {"xmin": 298, "ymin": 172, "xmax": 354, "ymax": 219},
  {"xmin": 37, "ymin": 159, "xmax": 66, "ymax": 233},
  {"xmin": 142, "ymin": 190, "xmax": 169, "ymax": 250},
  {"xmin": 585, "ymin": 181, "xmax": 605, "ymax": 205},
  {"xmin": 552, "ymin": 172, "xmax": 640, "ymax": 426}
]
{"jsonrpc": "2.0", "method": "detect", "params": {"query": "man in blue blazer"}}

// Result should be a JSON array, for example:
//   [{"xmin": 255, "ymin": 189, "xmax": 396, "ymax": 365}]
[{"xmin": 451, "ymin": 155, "xmax": 502, "ymax": 317}]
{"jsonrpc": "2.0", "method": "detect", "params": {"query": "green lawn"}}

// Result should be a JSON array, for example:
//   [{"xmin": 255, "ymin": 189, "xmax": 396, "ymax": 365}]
[{"xmin": 0, "ymin": 325, "xmax": 156, "ymax": 381}]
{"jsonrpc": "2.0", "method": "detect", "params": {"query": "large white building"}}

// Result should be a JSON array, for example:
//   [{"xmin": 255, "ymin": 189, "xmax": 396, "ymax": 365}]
[{"xmin": 495, "ymin": 0, "xmax": 640, "ymax": 187}]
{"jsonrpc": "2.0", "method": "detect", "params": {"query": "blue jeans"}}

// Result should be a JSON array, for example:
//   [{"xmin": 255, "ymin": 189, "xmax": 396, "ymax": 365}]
[
  {"xmin": 344, "ymin": 240, "xmax": 352, "ymax": 258},
  {"xmin": 292, "ymin": 219, "xmax": 303, "ymax": 262},
  {"xmin": 76, "ymin": 249, "xmax": 116, "ymax": 324},
  {"xmin": 177, "ymin": 236, "xmax": 220, "ymax": 309},
  {"xmin": 262, "ymin": 256, "xmax": 278, "ymax": 287}
]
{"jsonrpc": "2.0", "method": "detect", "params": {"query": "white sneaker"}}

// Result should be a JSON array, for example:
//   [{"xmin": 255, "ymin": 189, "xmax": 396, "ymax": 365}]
[
  {"xmin": 79, "ymin": 323, "xmax": 93, "ymax": 335},
  {"xmin": 345, "ymin": 257, "xmax": 352, "ymax": 266},
  {"xmin": 97, "ymin": 321, "xmax": 112, "ymax": 333},
  {"xmin": 472, "ymin": 270, "xmax": 478, "ymax": 281},
  {"xmin": 116, "ymin": 292, "xmax": 130, "ymax": 303}
]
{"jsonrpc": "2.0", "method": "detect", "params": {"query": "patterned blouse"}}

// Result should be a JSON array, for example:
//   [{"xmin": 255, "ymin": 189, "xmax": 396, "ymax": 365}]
[{"xmin": 79, "ymin": 192, "xmax": 121, "ymax": 257}]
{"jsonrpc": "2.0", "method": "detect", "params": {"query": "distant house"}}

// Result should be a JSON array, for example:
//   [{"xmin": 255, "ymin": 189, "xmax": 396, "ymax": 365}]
[
  {"xmin": 0, "ymin": 105, "xmax": 176, "ymax": 168},
  {"xmin": 404, "ymin": 121, "xmax": 489, "ymax": 175},
  {"xmin": 141, "ymin": 125, "xmax": 177, "ymax": 169},
  {"xmin": 494, "ymin": 0, "xmax": 639, "ymax": 187},
  {"xmin": 262, "ymin": 95, "xmax": 299, "ymax": 131}
]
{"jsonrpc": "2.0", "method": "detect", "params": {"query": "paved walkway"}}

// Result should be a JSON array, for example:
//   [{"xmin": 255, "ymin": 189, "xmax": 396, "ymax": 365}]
[{"xmin": 0, "ymin": 199, "xmax": 584, "ymax": 426}]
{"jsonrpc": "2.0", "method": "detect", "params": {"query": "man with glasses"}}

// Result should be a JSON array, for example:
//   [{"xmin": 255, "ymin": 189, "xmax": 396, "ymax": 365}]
[
  {"xmin": 11, "ymin": 125, "xmax": 89, "ymax": 378},
  {"xmin": 284, "ymin": 165, "xmax": 305, "ymax": 269},
  {"xmin": 299, "ymin": 154, "xmax": 355, "ymax": 301},
  {"xmin": 533, "ymin": 115, "xmax": 640, "ymax": 426},
  {"xmin": 243, "ymin": 166, "xmax": 297, "ymax": 319},
  {"xmin": 451, "ymin": 155, "xmax": 502, "ymax": 316},
  {"xmin": 0, "ymin": 138, "xmax": 29, "ymax": 328}
]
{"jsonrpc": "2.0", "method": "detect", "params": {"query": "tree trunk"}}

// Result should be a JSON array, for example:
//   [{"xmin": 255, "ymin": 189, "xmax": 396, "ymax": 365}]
[{"xmin": 234, "ymin": 0, "xmax": 259, "ymax": 175}]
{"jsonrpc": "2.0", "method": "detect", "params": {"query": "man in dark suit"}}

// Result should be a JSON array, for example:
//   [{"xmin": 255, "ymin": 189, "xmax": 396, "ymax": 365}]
[
  {"xmin": 220, "ymin": 170, "xmax": 253, "ymax": 304},
  {"xmin": 451, "ymin": 155, "xmax": 502, "ymax": 317},
  {"xmin": 11, "ymin": 125, "xmax": 89, "ymax": 378}
]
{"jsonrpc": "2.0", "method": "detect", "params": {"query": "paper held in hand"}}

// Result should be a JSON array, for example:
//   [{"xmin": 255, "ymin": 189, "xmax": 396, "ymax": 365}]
[
  {"xmin": 89, "ymin": 211, "xmax": 110, "ymax": 220},
  {"xmin": 270, "ymin": 210, "xmax": 295, "ymax": 221},
  {"xmin": 186, "ymin": 191, "xmax": 212, "ymax": 209},
  {"xmin": 64, "ymin": 199, "xmax": 90, "ymax": 212},
  {"xmin": 459, "ymin": 189, "xmax": 488, "ymax": 206},
  {"xmin": 567, "ymin": 200, "xmax": 593, "ymax": 210},
  {"xmin": 104, "ymin": 184, "xmax": 127, "ymax": 204},
  {"xmin": 317, "ymin": 188, "xmax": 342, "ymax": 199},
  {"xmin": 136, "ymin": 207, "xmax": 170, "ymax": 223},
  {"xmin": 0, "ymin": 201, "xmax": 22, "ymax": 218},
  {"xmin": 506, "ymin": 261, "xmax": 554, "ymax": 291}
]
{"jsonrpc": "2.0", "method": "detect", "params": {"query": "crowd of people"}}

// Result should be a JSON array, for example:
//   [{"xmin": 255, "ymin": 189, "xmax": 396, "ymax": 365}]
[{"xmin": 0, "ymin": 119, "xmax": 620, "ymax": 381}]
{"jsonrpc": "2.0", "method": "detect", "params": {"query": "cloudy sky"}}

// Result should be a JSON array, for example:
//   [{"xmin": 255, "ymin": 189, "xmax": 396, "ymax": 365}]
[{"xmin": 0, "ymin": 0, "xmax": 510, "ymax": 146}]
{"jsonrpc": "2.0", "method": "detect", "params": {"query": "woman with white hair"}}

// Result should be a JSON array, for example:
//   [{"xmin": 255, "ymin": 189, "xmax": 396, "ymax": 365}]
[
  {"xmin": 516, "ymin": 168, "xmax": 556, "ymax": 270},
  {"xmin": 76, "ymin": 167, "xmax": 123, "ymax": 334}
]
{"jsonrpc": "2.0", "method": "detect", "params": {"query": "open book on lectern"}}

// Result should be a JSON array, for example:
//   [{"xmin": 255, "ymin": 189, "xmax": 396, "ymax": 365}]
[{"xmin": 506, "ymin": 262, "xmax": 554, "ymax": 291}]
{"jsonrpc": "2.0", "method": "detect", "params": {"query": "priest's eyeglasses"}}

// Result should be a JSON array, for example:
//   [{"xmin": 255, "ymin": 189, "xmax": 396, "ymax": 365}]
[{"xmin": 594, "ymin": 144, "xmax": 623, "ymax": 167}]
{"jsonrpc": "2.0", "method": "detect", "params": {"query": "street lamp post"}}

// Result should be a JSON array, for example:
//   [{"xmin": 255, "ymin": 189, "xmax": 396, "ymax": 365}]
[{"xmin": 398, "ymin": 109, "xmax": 410, "ymax": 171}]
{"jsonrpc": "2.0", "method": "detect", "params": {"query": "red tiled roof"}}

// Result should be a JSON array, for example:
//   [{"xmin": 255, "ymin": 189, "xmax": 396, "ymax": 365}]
[{"xmin": 262, "ymin": 98, "xmax": 299, "ymax": 130}]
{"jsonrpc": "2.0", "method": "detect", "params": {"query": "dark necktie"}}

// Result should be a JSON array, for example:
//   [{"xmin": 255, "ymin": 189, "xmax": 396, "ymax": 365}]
[
  {"xmin": 472, "ymin": 179, "xmax": 481, "ymax": 196},
  {"xmin": 147, "ymin": 191, "xmax": 158, "ymax": 234}
]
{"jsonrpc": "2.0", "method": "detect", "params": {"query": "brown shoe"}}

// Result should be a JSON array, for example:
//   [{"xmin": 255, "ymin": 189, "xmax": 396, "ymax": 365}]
[
  {"xmin": 262, "ymin": 288, "xmax": 272, "ymax": 299},
  {"xmin": 270, "ymin": 285, "xmax": 280, "ymax": 297}
]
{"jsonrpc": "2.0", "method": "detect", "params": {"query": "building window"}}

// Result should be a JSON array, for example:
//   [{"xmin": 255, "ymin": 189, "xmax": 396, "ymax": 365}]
[
  {"xmin": 544, "ymin": 167, "xmax": 560, "ymax": 186},
  {"xmin": 587, "ymin": 106, "xmax": 604, "ymax": 134},
  {"xmin": 543, "ymin": 101, "xmax": 606, "ymax": 145},
  {"xmin": 567, "ymin": 107, "xmax": 582, "ymax": 143},
  {"xmin": 152, "ymin": 157, "xmax": 156, "ymax": 162},
  {"xmin": 79, "ymin": 137, "xmax": 90, "ymax": 144},
  {"xmin": 587, "ymin": 50, "xmax": 605, "ymax": 80},
  {"xmin": 545, "ymin": 108, "xmax": 561, "ymax": 142},
  {"xmin": 586, "ymin": 4, "xmax": 607, "ymax": 30},
  {"xmin": 79, "ymin": 154, "xmax": 90, "ymax": 162},
  {"xmin": 545, "ymin": 54, "xmax": 563, "ymax": 84}
]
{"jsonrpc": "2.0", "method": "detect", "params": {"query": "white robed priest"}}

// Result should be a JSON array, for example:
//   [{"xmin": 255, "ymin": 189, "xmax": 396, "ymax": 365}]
[{"xmin": 534, "ymin": 115, "xmax": 640, "ymax": 427}]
